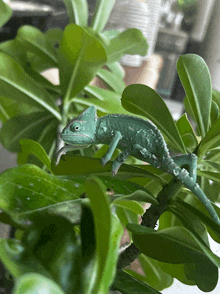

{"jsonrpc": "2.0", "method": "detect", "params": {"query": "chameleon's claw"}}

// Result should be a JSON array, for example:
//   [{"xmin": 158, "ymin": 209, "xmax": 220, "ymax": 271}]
[
  {"xmin": 101, "ymin": 156, "xmax": 110, "ymax": 167},
  {"xmin": 112, "ymin": 168, "xmax": 118, "ymax": 177},
  {"xmin": 55, "ymin": 147, "xmax": 67, "ymax": 165}
]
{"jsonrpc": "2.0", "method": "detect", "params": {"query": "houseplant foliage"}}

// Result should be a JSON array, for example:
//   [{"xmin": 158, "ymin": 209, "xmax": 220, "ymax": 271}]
[{"xmin": 0, "ymin": 0, "xmax": 220, "ymax": 293}]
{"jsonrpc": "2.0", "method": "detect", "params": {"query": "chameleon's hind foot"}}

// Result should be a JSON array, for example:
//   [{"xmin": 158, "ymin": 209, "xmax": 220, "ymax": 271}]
[{"xmin": 101, "ymin": 155, "xmax": 110, "ymax": 167}]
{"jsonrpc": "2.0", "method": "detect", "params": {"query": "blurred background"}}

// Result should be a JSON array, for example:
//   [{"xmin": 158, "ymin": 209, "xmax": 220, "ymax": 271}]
[{"xmin": 0, "ymin": 1, "xmax": 220, "ymax": 293}]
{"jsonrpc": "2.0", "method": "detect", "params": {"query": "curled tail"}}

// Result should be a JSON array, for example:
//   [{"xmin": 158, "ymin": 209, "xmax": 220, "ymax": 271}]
[{"xmin": 168, "ymin": 159, "xmax": 220, "ymax": 225}]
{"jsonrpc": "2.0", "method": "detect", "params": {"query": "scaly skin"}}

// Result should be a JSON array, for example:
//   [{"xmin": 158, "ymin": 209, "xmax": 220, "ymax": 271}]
[{"xmin": 56, "ymin": 106, "xmax": 220, "ymax": 225}]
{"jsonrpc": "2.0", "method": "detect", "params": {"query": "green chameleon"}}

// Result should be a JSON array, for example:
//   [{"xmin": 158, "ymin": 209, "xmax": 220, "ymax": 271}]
[{"xmin": 56, "ymin": 106, "xmax": 220, "ymax": 225}]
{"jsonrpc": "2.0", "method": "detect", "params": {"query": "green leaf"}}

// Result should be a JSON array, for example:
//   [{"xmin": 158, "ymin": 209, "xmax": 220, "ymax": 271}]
[
  {"xmin": 80, "ymin": 203, "xmax": 97, "ymax": 294},
  {"xmin": 121, "ymin": 84, "xmax": 186, "ymax": 153},
  {"xmin": 0, "ymin": 39, "xmax": 27, "ymax": 68},
  {"xmin": 17, "ymin": 139, "xmax": 52, "ymax": 173},
  {"xmin": 156, "ymin": 262, "xmax": 195, "ymax": 286},
  {"xmin": 106, "ymin": 28, "xmax": 148, "ymax": 63},
  {"xmin": 0, "ymin": 96, "xmax": 40, "ymax": 123},
  {"xmin": 171, "ymin": 198, "xmax": 220, "ymax": 243},
  {"xmin": 0, "ymin": 112, "xmax": 56, "ymax": 153},
  {"xmin": 13, "ymin": 273, "xmax": 65, "ymax": 294},
  {"xmin": 113, "ymin": 200, "xmax": 144, "ymax": 215},
  {"xmin": 0, "ymin": 0, "xmax": 12, "ymax": 28},
  {"xmin": 74, "ymin": 86, "xmax": 129, "ymax": 114},
  {"xmin": 0, "ymin": 53, "xmax": 61, "ymax": 120},
  {"xmin": 210, "ymin": 100, "xmax": 219, "ymax": 125},
  {"xmin": 0, "ymin": 239, "xmax": 51, "ymax": 278},
  {"xmin": 0, "ymin": 164, "xmax": 84, "ymax": 221},
  {"xmin": 16, "ymin": 25, "xmax": 58, "ymax": 68},
  {"xmin": 107, "ymin": 61, "xmax": 125, "ymax": 79},
  {"xmin": 85, "ymin": 176, "xmax": 123, "ymax": 293},
  {"xmin": 127, "ymin": 224, "xmax": 220, "ymax": 266},
  {"xmin": 137, "ymin": 254, "xmax": 173, "ymax": 291},
  {"xmin": 91, "ymin": 0, "xmax": 116, "ymax": 33},
  {"xmin": 59, "ymin": 24, "xmax": 107, "ymax": 100},
  {"xmin": 112, "ymin": 270, "xmax": 162, "ymax": 294},
  {"xmin": 45, "ymin": 29, "xmax": 63, "ymax": 46},
  {"xmin": 167, "ymin": 207, "xmax": 219, "ymax": 292},
  {"xmin": 197, "ymin": 169, "xmax": 220, "ymax": 184},
  {"xmin": 97, "ymin": 68, "xmax": 126, "ymax": 93},
  {"xmin": 198, "ymin": 115, "xmax": 220, "ymax": 156},
  {"xmin": 63, "ymin": 174, "xmax": 158, "ymax": 205},
  {"xmin": 177, "ymin": 54, "xmax": 212, "ymax": 137},
  {"xmin": 176, "ymin": 113, "xmax": 198, "ymax": 151},
  {"xmin": 52, "ymin": 154, "xmax": 160, "ymax": 179},
  {"xmin": 22, "ymin": 214, "xmax": 83, "ymax": 293},
  {"xmin": 63, "ymin": 0, "xmax": 88, "ymax": 26}
]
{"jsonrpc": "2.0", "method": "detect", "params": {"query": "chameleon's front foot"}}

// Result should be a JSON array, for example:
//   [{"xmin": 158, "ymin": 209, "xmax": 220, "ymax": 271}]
[
  {"xmin": 55, "ymin": 147, "xmax": 67, "ymax": 165},
  {"xmin": 100, "ymin": 155, "xmax": 111, "ymax": 167}
]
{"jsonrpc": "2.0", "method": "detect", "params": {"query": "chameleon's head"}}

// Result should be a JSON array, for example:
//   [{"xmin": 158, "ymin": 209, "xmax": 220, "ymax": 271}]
[{"xmin": 60, "ymin": 106, "xmax": 98, "ymax": 146}]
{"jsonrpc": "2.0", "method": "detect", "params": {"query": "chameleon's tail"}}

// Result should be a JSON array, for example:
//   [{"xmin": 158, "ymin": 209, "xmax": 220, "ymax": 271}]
[{"xmin": 168, "ymin": 160, "xmax": 220, "ymax": 225}]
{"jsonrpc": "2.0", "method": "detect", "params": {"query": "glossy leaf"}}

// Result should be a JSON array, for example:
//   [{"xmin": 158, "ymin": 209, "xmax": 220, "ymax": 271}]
[
  {"xmin": 17, "ymin": 139, "xmax": 52, "ymax": 173},
  {"xmin": 74, "ymin": 86, "xmax": 129, "ymax": 114},
  {"xmin": 63, "ymin": 174, "xmax": 158, "ymax": 205},
  {"xmin": 177, "ymin": 54, "xmax": 212, "ymax": 137},
  {"xmin": 197, "ymin": 169, "xmax": 220, "ymax": 184},
  {"xmin": 59, "ymin": 24, "xmax": 107, "ymax": 100},
  {"xmin": 127, "ymin": 224, "xmax": 220, "ymax": 267},
  {"xmin": 198, "ymin": 115, "xmax": 220, "ymax": 157},
  {"xmin": 167, "ymin": 208, "xmax": 220, "ymax": 268},
  {"xmin": 106, "ymin": 29, "xmax": 148, "ymax": 63},
  {"xmin": 113, "ymin": 200, "xmax": 144, "ymax": 215},
  {"xmin": 167, "ymin": 208, "xmax": 219, "ymax": 292},
  {"xmin": 156, "ymin": 262, "xmax": 195, "ymax": 286},
  {"xmin": 45, "ymin": 28, "xmax": 63, "ymax": 46},
  {"xmin": 0, "ymin": 96, "xmax": 40, "ymax": 123},
  {"xmin": 85, "ymin": 176, "xmax": 123, "ymax": 293},
  {"xmin": 16, "ymin": 25, "xmax": 58, "ymax": 68},
  {"xmin": 0, "ymin": 0, "xmax": 12, "ymax": 28},
  {"xmin": 121, "ymin": 84, "xmax": 186, "ymax": 153},
  {"xmin": 13, "ymin": 273, "xmax": 65, "ymax": 294},
  {"xmin": 52, "ymin": 154, "xmax": 161, "ymax": 180},
  {"xmin": 80, "ymin": 203, "xmax": 97, "ymax": 294},
  {"xmin": 0, "ymin": 164, "xmax": 84, "ymax": 221},
  {"xmin": 22, "ymin": 214, "xmax": 83, "ymax": 293},
  {"xmin": 97, "ymin": 68, "xmax": 126, "ymax": 93},
  {"xmin": 63, "ymin": 0, "xmax": 88, "ymax": 26},
  {"xmin": 210, "ymin": 100, "xmax": 219, "ymax": 125},
  {"xmin": 107, "ymin": 61, "xmax": 125, "ymax": 79},
  {"xmin": 0, "ymin": 39, "xmax": 27, "ymax": 68},
  {"xmin": 171, "ymin": 198, "xmax": 220, "ymax": 243},
  {"xmin": 176, "ymin": 113, "xmax": 198, "ymax": 151},
  {"xmin": 0, "ymin": 53, "xmax": 61, "ymax": 120},
  {"xmin": 0, "ymin": 112, "xmax": 56, "ymax": 153},
  {"xmin": 137, "ymin": 254, "xmax": 173, "ymax": 291},
  {"xmin": 112, "ymin": 270, "xmax": 162, "ymax": 294},
  {"xmin": 0, "ymin": 239, "xmax": 51, "ymax": 278},
  {"xmin": 91, "ymin": 0, "xmax": 116, "ymax": 33},
  {"xmin": 115, "ymin": 206, "xmax": 139, "ymax": 229}
]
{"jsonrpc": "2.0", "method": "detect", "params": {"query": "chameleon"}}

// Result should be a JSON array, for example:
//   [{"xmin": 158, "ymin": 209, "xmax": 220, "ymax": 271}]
[{"xmin": 56, "ymin": 106, "xmax": 220, "ymax": 225}]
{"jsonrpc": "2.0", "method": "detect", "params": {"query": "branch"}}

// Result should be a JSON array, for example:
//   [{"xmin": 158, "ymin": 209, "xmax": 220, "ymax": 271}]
[{"xmin": 117, "ymin": 178, "xmax": 182, "ymax": 269}]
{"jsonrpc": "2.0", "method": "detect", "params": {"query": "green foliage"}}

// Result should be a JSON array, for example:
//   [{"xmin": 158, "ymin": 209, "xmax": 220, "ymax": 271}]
[
  {"xmin": 0, "ymin": 1, "xmax": 220, "ymax": 293},
  {"xmin": 0, "ymin": 0, "xmax": 12, "ymax": 28}
]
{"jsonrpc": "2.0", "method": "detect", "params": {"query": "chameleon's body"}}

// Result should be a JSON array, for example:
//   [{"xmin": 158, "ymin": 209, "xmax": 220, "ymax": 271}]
[{"xmin": 56, "ymin": 106, "xmax": 220, "ymax": 225}]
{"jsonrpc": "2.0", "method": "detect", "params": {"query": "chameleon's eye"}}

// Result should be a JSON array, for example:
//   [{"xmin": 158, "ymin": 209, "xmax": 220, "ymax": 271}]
[{"xmin": 70, "ymin": 123, "xmax": 81, "ymax": 132}]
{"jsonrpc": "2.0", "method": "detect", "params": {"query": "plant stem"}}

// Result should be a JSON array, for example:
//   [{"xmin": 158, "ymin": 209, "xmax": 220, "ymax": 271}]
[{"xmin": 117, "ymin": 178, "xmax": 182, "ymax": 270}]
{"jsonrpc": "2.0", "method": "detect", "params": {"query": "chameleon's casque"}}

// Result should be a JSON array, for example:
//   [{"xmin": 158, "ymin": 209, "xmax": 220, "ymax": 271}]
[{"xmin": 56, "ymin": 106, "xmax": 220, "ymax": 225}]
